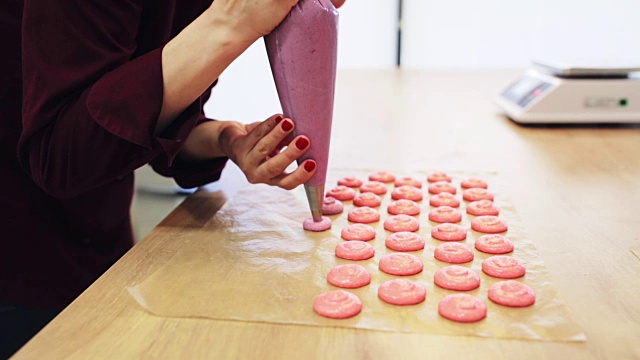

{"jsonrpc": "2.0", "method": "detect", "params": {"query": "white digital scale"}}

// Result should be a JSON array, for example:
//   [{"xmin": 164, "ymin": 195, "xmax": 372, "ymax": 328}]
[{"xmin": 495, "ymin": 60, "xmax": 640, "ymax": 124}]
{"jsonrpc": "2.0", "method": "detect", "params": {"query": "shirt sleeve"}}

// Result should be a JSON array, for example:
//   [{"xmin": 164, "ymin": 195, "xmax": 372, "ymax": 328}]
[
  {"xmin": 149, "ymin": 104, "xmax": 229, "ymax": 190},
  {"xmin": 18, "ymin": 0, "xmax": 225, "ymax": 198}
]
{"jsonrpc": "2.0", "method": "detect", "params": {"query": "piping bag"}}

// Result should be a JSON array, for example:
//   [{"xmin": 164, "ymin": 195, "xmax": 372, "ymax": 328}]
[{"xmin": 265, "ymin": 0, "xmax": 339, "ymax": 222}]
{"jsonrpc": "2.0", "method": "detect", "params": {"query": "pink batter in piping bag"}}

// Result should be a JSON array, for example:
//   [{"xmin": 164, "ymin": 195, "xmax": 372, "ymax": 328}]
[{"xmin": 265, "ymin": 0, "xmax": 339, "ymax": 222}]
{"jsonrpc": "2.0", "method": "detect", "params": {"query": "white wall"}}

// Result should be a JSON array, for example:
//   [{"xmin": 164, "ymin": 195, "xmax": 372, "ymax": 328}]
[
  {"xmin": 337, "ymin": 0, "xmax": 399, "ymax": 68},
  {"xmin": 205, "ymin": 0, "xmax": 398, "ymax": 122},
  {"xmin": 401, "ymin": 0, "xmax": 640, "ymax": 68}
]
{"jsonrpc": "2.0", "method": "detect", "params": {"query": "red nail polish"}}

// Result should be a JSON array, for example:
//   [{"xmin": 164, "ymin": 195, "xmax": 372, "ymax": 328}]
[
  {"xmin": 304, "ymin": 160, "xmax": 316, "ymax": 172},
  {"xmin": 295, "ymin": 137, "xmax": 309, "ymax": 150},
  {"xmin": 281, "ymin": 119, "xmax": 293, "ymax": 132},
  {"xmin": 274, "ymin": 115, "xmax": 283, "ymax": 124}
]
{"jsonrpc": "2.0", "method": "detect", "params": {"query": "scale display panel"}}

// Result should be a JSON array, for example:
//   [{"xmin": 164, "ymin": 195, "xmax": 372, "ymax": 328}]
[{"xmin": 501, "ymin": 77, "xmax": 552, "ymax": 108}]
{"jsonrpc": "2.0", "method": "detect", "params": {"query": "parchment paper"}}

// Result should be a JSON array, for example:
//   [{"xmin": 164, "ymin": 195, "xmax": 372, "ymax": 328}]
[{"xmin": 129, "ymin": 170, "xmax": 586, "ymax": 342}]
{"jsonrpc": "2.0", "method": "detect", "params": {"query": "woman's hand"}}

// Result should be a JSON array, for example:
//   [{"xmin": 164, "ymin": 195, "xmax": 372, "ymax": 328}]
[
  {"xmin": 208, "ymin": 0, "xmax": 346, "ymax": 46},
  {"xmin": 208, "ymin": 0, "xmax": 299, "ymax": 45},
  {"xmin": 180, "ymin": 114, "xmax": 317, "ymax": 190}
]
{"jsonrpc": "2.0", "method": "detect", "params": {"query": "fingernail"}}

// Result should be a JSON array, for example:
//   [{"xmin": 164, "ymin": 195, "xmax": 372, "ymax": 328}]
[
  {"xmin": 295, "ymin": 137, "xmax": 309, "ymax": 150},
  {"xmin": 304, "ymin": 160, "xmax": 316, "ymax": 172},
  {"xmin": 281, "ymin": 119, "xmax": 293, "ymax": 132},
  {"xmin": 274, "ymin": 115, "xmax": 283, "ymax": 124}
]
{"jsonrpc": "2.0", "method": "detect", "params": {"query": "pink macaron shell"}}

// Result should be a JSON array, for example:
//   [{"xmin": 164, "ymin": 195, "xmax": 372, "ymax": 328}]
[
  {"xmin": 353, "ymin": 192, "xmax": 382, "ymax": 207},
  {"xmin": 347, "ymin": 206, "xmax": 380, "ymax": 224},
  {"xmin": 488, "ymin": 280, "xmax": 536, "ymax": 307},
  {"xmin": 326, "ymin": 185, "xmax": 356, "ymax": 201},
  {"xmin": 434, "ymin": 265, "xmax": 481, "ymax": 291},
  {"xmin": 369, "ymin": 171, "xmax": 396, "ymax": 183},
  {"xmin": 391, "ymin": 185, "xmax": 424, "ymax": 202},
  {"xmin": 387, "ymin": 199, "xmax": 421, "ymax": 216},
  {"xmin": 394, "ymin": 176, "xmax": 423, "ymax": 188},
  {"xmin": 313, "ymin": 290, "xmax": 362, "ymax": 319},
  {"xmin": 474, "ymin": 234, "xmax": 514, "ymax": 254},
  {"xmin": 461, "ymin": 178, "xmax": 488, "ymax": 189},
  {"xmin": 335, "ymin": 241, "xmax": 375, "ymax": 261},
  {"xmin": 429, "ymin": 206, "xmax": 463, "ymax": 223},
  {"xmin": 327, "ymin": 264, "xmax": 372, "ymax": 289},
  {"xmin": 428, "ymin": 181, "xmax": 457, "ymax": 195},
  {"xmin": 438, "ymin": 294, "xmax": 487, "ymax": 323},
  {"xmin": 471, "ymin": 216, "xmax": 508, "ymax": 234},
  {"xmin": 466, "ymin": 199, "xmax": 499, "ymax": 216},
  {"xmin": 429, "ymin": 192, "xmax": 461, "ymax": 208},
  {"xmin": 322, "ymin": 197, "xmax": 344, "ymax": 215},
  {"xmin": 341, "ymin": 223, "xmax": 376, "ymax": 241},
  {"xmin": 431, "ymin": 223, "xmax": 467, "ymax": 241},
  {"xmin": 482, "ymin": 255, "xmax": 526, "ymax": 279},
  {"xmin": 303, "ymin": 216, "xmax": 332, "ymax": 232},
  {"xmin": 463, "ymin": 188, "xmax": 494, "ymax": 202},
  {"xmin": 337, "ymin": 176, "xmax": 363, "ymax": 188},
  {"xmin": 378, "ymin": 279, "xmax": 426, "ymax": 306},
  {"xmin": 427, "ymin": 171, "xmax": 452, "ymax": 183},
  {"xmin": 379, "ymin": 253, "xmax": 424, "ymax": 276},
  {"xmin": 434, "ymin": 242, "xmax": 474, "ymax": 264},
  {"xmin": 385, "ymin": 231, "xmax": 426, "ymax": 252},
  {"xmin": 359, "ymin": 181, "xmax": 388, "ymax": 195},
  {"xmin": 384, "ymin": 214, "xmax": 420, "ymax": 232}
]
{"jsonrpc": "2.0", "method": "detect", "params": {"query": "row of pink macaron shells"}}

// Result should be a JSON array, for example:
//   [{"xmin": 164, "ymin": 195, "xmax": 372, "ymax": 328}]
[
  {"xmin": 338, "ymin": 170, "xmax": 492, "ymax": 196},
  {"xmin": 315, "ymin": 172, "xmax": 534, "ymax": 321},
  {"xmin": 340, "ymin": 170, "xmax": 481, "ymax": 188},
  {"xmin": 323, "ymin": 171, "xmax": 499, "ymax": 218},
  {"xmin": 324, "ymin": 171, "xmax": 506, "ymax": 238}
]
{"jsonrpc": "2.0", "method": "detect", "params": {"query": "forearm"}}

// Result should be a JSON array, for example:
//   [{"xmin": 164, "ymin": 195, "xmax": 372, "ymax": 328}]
[{"xmin": 157, "ymin": 6, "xmax": 255, "ymax": 134}]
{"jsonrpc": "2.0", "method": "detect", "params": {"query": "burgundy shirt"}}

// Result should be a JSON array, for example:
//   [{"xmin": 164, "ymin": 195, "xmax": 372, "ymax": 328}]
[{"xmin": 1, "ymin": 0, "xmax": 227, "ymax": 308}]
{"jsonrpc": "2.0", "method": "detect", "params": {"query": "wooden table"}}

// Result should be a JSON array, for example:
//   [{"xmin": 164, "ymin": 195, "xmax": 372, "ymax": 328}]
[{"xmin": 14, "ymin": 69, "xmax": 640, "ymax": 359}]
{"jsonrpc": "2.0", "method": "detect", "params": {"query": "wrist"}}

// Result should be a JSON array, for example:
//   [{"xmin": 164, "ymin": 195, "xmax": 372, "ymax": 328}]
[
  {"xmin": 204, "ymin": 4, "xmax": 262, "ymax": 48},
  {"xmin": 215, "ymin": 121, "xmax": 241, "ymax": 159},
  {"xmin": 180, "ymin": 121, "xmax": 234, "ymax": 161}
]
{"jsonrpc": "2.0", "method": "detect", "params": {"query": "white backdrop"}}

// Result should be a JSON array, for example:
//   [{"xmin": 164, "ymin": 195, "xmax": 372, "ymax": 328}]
[{"xmin": 401, "ymin": 0, "xmax": 640, "ymax": 68}]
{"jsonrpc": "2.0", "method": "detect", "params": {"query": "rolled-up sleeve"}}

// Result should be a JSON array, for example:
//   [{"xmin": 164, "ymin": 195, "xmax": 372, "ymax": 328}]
[
  {"xmin": 19, "ymin": 0, "xmax": 226, "ymax": 198},
  {"xmin": 150, "ymin": 110, "xmax": 229, "ymax": 190}
]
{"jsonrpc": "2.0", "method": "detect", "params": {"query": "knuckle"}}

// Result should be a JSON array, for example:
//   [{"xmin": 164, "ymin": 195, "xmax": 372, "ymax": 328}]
[
  {"xmin": 281, "ymin": 148, "xmax": 299, "ymax": 163},
  {"xmin": 264, "ymin": 163, "xmax": 282, "ymax": 178},
  {"xmin": 255, "ymin": 141, "xmax": 272, "ymax": 157},
  {"xmin": 281, "ymin": 173, "xmax": 305, "ymax": 191},
  {"xmin": 245, "ymin": 173, "xmax": 260, "ymax": 184},
  {"xmin": 249, "ymin": 126, "xmax": 269, "ymax": 143}
]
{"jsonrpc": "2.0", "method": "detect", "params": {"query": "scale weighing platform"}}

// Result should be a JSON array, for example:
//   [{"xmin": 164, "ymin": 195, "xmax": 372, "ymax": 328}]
[{"xmin": 496, "ymin": 60, "xmax": 640, "ymax": 124}]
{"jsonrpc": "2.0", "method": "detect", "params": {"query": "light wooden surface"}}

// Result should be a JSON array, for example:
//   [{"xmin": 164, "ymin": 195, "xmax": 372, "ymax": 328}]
[{"xmin": 14, "ymin": 69, "xmax": 640, "ymax": 359}]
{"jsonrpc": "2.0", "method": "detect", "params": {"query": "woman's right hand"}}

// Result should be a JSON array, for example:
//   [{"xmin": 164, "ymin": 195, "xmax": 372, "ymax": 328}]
[
  {"xmin": 208, "ymin": 0, "xmax": 347, "ymax": 45},
  {"xmin": 208, "ymin": 0, "xmax": 300, "ymax": 44}
]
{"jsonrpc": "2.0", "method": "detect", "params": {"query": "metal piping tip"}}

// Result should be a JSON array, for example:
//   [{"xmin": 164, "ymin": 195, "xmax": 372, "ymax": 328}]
[{"xmin": 304, "ymin": 184, "xmax": 325, "ymax": 222}]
